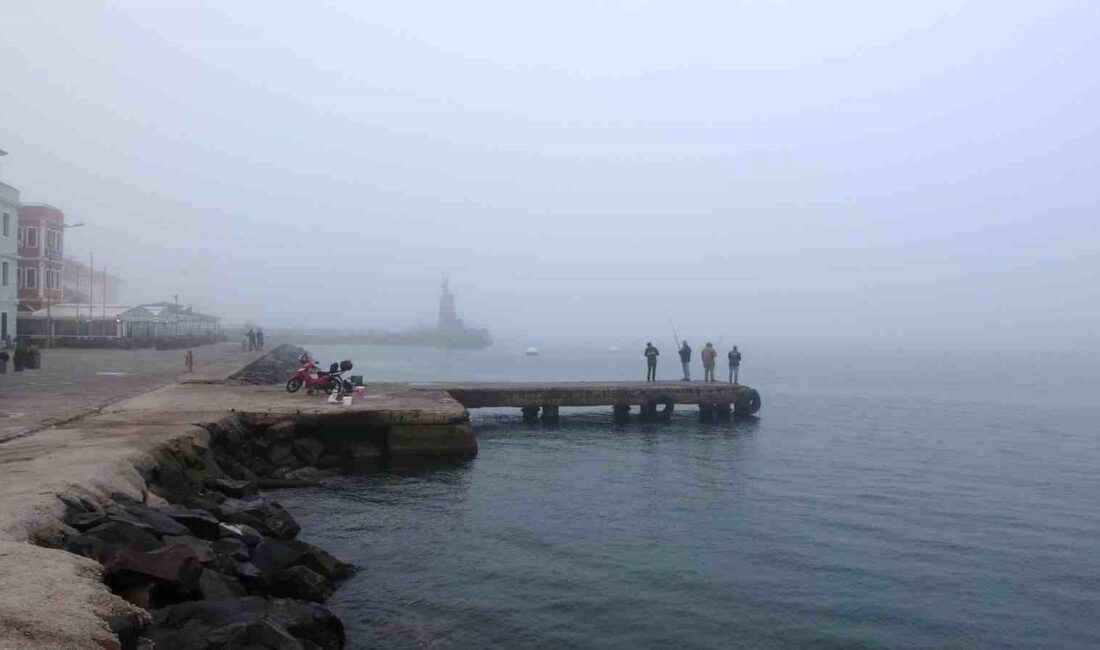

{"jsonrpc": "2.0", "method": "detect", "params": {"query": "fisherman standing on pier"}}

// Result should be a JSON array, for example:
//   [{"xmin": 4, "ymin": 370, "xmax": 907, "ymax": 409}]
[
  {"xmin": 247, "ymin": 328, "xmax": 256, "ymax": 351},
  {"xmin": 679, "ymin": 340, "xmax": 692, "ymax": 381},
  {"xmin": 644, "ymin": 342, "xmax": 659, "ymax": 382},
  {"xmin": 702, "ymin": 342, "xmax": 718, "ymax": 382},
  {"xmin": 728, "ymin": 345, "xmax": 742, "ymax": 384}
]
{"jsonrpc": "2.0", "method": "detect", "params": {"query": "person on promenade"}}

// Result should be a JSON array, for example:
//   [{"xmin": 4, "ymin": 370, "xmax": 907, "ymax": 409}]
[
  {"xmin": 702, "ymin": 342, "xmax": 717, "ymax": 382},
  {"xmin": 256, "ymin": 328, "xmax": 265, "ymax": 351},
  {"xmin": 728, "ymin": 345, "xmax": 742, "ymax": 384},
  {"xmin": 679, "ymin": 340, "xmax": 692, "ymax": 381},
  {"xmin": 247, "ymin": 328, "xmax": 256, "ymax": 351},
  {"xmin": 644, "ymin": 342, "xmax": 659, "ymax": 381}
]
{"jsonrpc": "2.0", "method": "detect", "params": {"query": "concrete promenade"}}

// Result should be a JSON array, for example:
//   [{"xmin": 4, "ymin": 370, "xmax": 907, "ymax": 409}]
[{"xmin": 0, "ymin": 342, "xmax": 264, "ymax": 443}]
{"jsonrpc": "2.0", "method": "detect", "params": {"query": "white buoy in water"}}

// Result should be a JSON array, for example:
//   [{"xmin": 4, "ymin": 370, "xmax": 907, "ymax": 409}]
[{"xmin": 526, "ymin": 347, "xmax": 539, "ymax": 356}]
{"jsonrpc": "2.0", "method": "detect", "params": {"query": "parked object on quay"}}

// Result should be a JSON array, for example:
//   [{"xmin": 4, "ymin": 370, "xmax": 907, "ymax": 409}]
[{"xmin": 0, "ymin": 350, "xmax": 8, "ymax": 373}]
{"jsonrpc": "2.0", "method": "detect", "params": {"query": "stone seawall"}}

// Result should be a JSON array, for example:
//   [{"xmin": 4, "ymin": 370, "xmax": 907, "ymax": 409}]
[{"xmin": 2, "ymin": 414, "xmax": 358, "ymax": 648}]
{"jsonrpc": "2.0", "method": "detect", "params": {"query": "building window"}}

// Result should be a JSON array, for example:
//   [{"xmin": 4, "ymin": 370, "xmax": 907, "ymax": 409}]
[
  {"xmin": 2, "ymin": 212, "xmax": 9, "ymax": 237},
  {"xmin": 17, "ymin": 226, "xmax": 23, "ymax": 245},
  {"xmin": 25, "ymin": 267, "xmax": 37, "ymax": 289},
  {"xmin": 46, "ymin": 229, "xmax": 62, "ymax": 251},
  {"xmin": 1, "ymin": 262, "xmax": 7, "ymax": 287},
  {"xmin": 16, "ymin": 267, "xmax": 22, "ymax": 288},
  {"xmin": 26, "ymin": 226, "xmax": 38, "ymax": 248},
  {"xmin": 46, "ymin": 268, "xmax": 61, "ymax": 290}
]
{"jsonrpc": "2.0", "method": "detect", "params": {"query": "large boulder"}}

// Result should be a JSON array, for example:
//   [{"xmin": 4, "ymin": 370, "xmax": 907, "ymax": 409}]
[
  {"xmin": 161, "ymin": 504, "xmax": 223, "ymax": 540},
  {"xmin": 198, "ymin": 568, "xmax": 248, "ymax": 600},
  {"xmin": 218, "ymin": 498, "xmax": 301, "ymax": 540},
  {"xmin": 66, "ymin": 520, "xmax": 161, "ymax": 563},
  {"xmin": 105, "ymin": 544, "xmax": 204, "ymax": 606},
  {"xmin": 147, "ymin": 597, "xmax": 344, "ymax": 649},
  {"xmin": 271, "ymin": 566, "xmax": 332, "ymax": 603},
  {"xmin": 227, "ymin": 344, "xmax": 310, "ymax": 385},
  {"xmin": 113, "ymin": 501, "xmax": 192, "ymax": 537},
  {"xmin": 293, "ymin": 438, "xmax": 325, "ymax": 465}
]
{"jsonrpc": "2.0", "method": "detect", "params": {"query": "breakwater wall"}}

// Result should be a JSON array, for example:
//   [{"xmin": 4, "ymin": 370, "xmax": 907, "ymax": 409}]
[{"xmin": 58, "ymin": 415, "xmax": 355, "ymax": 648}]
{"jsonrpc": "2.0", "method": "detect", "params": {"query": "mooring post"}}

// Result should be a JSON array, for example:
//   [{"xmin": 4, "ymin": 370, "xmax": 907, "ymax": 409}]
[
  {"xmin": 541, "ymin": 405, "xmax": 559, "ymax": 421},
  {"xmin": 613, "ymin": 404, "xmax": 631, "ymax": 423},
  {"xmin": 521, "ymin": 406, "xmax": 540, "ymax": 421}
]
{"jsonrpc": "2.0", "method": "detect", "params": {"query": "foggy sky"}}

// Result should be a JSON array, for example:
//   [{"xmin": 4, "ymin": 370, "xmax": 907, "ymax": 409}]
[{"xmin": 1, "ymin": 1, "xmax": 1097, "ymax": 346}]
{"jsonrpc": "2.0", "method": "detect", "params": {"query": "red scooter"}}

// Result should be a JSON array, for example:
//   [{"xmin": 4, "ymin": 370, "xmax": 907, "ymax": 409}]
[{"xmin": 286, "ymin": 355, "xmax": 353, "ymax": 395}]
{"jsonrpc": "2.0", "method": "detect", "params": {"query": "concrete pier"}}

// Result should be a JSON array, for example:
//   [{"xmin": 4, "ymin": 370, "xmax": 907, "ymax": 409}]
[{"xmin": 434, "ymin": 381, "xmax": 762, "ymax": 420}]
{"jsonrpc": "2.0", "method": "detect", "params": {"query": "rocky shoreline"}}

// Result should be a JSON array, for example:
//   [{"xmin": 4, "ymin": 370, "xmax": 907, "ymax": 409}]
[{"xmin": 54, "ymin": 408, "xmax": 356, "ymax": 649}]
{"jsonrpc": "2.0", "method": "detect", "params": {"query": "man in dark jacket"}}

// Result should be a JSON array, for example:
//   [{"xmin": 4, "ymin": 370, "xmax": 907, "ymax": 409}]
[
  {"xmin": 728, "ymin": 345, "xmax": 742, "ymax": 384},
  {"xmin": 247, "ymin": 328, "xmax": 256, "ymax": 351},
  {"xmin": 644, "ymin": 342, "xmax": 659, "ymax": 382},
  {"xmin": 678, "ymin": 341, "xmax": 692, "ymax": 381}
]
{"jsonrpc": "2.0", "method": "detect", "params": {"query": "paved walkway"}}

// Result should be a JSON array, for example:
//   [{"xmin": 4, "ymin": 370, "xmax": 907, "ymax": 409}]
[{"xmin": 0, "ymin": 342, "xmax": 264, "ymax": 443}]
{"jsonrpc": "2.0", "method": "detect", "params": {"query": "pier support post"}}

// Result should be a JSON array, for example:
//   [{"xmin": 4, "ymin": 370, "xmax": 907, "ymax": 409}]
[
  {"xmin": 613, "ymin": 405, "xmax": 631, "ymax": 423},
  {"xmin": 639, "ymin": 402, "xmax": 658, "ymax": 421},
  {"xmin": 715, "ymin": 403, "xmax": 732, "ymax": 420},
  {"xmin": 521, "ymin": 406, "xmax": 540, "ymax": 422},
  {"xmin": 698, "ymin": 402, "xmax": 715, "ymax": 422},
  {"xmin": 540, "ymin": 405, "xmax": 559, "ymax": 421}
]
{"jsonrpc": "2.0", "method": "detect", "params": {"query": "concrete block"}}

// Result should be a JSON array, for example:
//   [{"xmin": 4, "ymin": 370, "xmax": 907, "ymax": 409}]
[{"xmin": 386, "ymin": 424, "xmax": 477, "ymax": 458}]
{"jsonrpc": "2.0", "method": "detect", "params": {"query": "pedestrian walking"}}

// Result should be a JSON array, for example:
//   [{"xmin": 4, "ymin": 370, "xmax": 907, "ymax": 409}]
[
  {"xmin": 247, "ymin": 328, "xmax": 256, "ymax": 351},
  {"xmin": 644, "ymin": 342, "xmax": 659, "ymax": 382},
  {"xmin": 702, "ymin": 342, "xmax": 717, "ymax": 382},
  {"xmin": 728, "ymin": 345, "xmax": 742, "ymax": 384},
  {"xmin": 256, "ymin": 328, "xmax": 265, "ymax": 351},
  {"xmin": 678, "ymin": 340, "xmax": 692, "ymax": 381}
]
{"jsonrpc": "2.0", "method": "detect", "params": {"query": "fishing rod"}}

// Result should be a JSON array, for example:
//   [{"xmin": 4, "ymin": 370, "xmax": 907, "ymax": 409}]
[{"xmin": 667, "ymin": 311, "xmax": 682, "ymax": 353}]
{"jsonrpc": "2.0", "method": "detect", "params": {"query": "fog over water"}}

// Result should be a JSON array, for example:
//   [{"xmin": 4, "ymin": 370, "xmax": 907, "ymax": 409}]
[{"xmin": 1, "ymin": 1, "xmax": 1097, "ymax": 346}]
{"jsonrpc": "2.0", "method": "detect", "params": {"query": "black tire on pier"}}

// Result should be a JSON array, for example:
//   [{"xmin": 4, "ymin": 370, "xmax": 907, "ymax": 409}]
[
  {"xmin": 735, "ymin": 389, "xmax": 762, "ymax": 416},
  {"xmin": 286, "ymin": 377, "xmax": 303, "ymax": 393}
]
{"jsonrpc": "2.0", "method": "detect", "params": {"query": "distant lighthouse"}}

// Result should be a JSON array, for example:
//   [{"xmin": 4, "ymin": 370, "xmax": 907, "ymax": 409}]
[{"xmin": 438, "ymin": 274, "xmax": 459, "ymax": 329}]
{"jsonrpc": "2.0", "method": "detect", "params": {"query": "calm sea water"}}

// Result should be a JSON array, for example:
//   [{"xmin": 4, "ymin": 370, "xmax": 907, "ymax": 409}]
[{"xmin": 276, "ymin": 342, "xmax": 1100, "ymax": 649}]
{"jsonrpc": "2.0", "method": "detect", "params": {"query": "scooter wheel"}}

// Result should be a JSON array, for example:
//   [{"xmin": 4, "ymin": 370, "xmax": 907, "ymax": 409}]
[{"xmin": 286, "ymin": 378, "xmax": 303, "ymax": 393}]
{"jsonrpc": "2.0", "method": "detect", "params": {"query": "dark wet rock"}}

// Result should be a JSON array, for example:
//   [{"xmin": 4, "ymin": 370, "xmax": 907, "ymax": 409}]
[
  {"xmin": 113, "ymin": 501, "xmax": 192, "ymax": 537},
  {"xmin": 212, "ymin": 537, "xmax": 251, "ymax": 563},
  {"xmin": 218, "ymin": 454, "xmax": 259, "ymax": 481},
  {"xmin": 148, "ymin": 597, "xmax": 344, "ymax": 650},
  {"xmin": 108, "ymin": 609, "xmax": 150, "ymax": 649},
  {"xmin": 57, "ymin": 493, "xmax": 102, "ymax": 514},
  {"xmin": 316, "ymin": 454, "xmax": 345, "ymax": 470},
  {"xmin": 204, "ymin": 476, "xmax": 258, "ymax": 499},
  {"xmin": 249, "ymin": 538, "xmax": 355, "ymax": 586},
  {"xmin": 206, "ymin": 619, "xmax": 305, "ymax": 649},
  {"xmin": 184, "ymin": 492, "xmax": 226, "ymax": 511},
  {"xmin": 162, "ymin": 535, "xmax": 215, "ymax": 564},
  {"xmin": 266, "ymin": 420, "xmax": 297, "ymax": 442},
  {"xmin": 198, "ymin": 568, "xmax": 248, "ymax": 600},
  {"xmin": 161, "ymin": 504, "xmax": 222, "ymax": 540},
  {"xmin": 218, "ymin": 498, "xmax": 301, "ymax": 540},
  {"xmin": 293, "ymin": 439, "xmax": 325, "ymax": 465},
  {"xmin": 289, "ymin": 541, "xmax": 356, "ymax": 582},
  {"xmin": 105, "ymin": 544, "xmax": 203, "ymax": 604},
  {"xmin": 67, "ymin": 520, "xmax": 161, "ymax": 563},
  {"xmin": 115, "ymin": 581, "xmax": 154, "ymax": 609},
  {"xmin": 65, "ymin": 509, "xmax": 108, "ymax": 531},
  {"xmin": 219, "ymin": 523, "xmax": 264, "ymax": 547},
  {"xmin": 271, "ymin": 565, "xmax": 332, "ymax": 603},
  {"xmin": 268, "ymin": 442, "xmax": 301, "ymax": 470}
]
